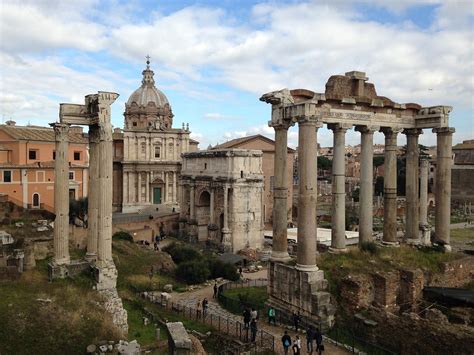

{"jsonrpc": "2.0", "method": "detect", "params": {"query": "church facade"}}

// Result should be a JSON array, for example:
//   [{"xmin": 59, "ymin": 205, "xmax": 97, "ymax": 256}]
[{"xmin": 113, "ymin": 62, "xmax": 198, "ymax": 213}]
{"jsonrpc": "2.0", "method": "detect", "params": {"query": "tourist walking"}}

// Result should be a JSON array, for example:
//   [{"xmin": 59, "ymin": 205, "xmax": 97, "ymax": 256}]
[
  {"xmin": 196, "ymin": 301, "xmax": 202, "ymax": 319},
  {"xmin": 268, "ymin": 306, "xmax": 276, "ymax": 325},
  {"xmin": 243, "ymin": 308, "xmax": 251, "ymax": 329},
  {"xmin": 250, "ymin": 307, "xmax": 258, "ymax": 321},
  {"xmin": 281, "ymin": 331, "xmax": 292, "ymax": 355},
  {"xmin": 202, "ymin": 298, "xmax": 209, "ymax": 318},
  {"xmin": 306, "ymin": 325, "xmax": 315, "ymax": 353},
  {"xmin": 315, "ymin": 328, "xmax": 324, "ymax": 354},
  {"xmin": 250, "ymin": 319, "xmax": 258, "ymax": 342},
  {"xmin": 292, "ymin": 335, "xmax": 301, "ymax": 355},
  {"xmin": 213, "ymin": 282, "xmax": 218, "ymax": 299},
  {"xmin": 292, "ymin": 311, "xmax": 301, "ymax": 332}
]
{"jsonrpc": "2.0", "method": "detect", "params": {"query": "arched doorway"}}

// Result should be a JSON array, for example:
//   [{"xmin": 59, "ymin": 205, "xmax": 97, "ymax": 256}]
[
  {"xmin": 32, "ymin": 193, "xmax": 40, "ymax": 208},
  {"xmin": 196, "ymin": 190, "xmax": 211, "ymax": 241}
]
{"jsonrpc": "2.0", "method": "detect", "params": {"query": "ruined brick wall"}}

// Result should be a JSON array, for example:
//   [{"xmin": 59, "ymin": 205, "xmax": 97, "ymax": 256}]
[
  {"xmin": 429, "ymin": 257, "xmax": 474, "ymax": 288},
  {"xmin": 350, "ymin": 309, "xmax": 474, "ymax": 355}
]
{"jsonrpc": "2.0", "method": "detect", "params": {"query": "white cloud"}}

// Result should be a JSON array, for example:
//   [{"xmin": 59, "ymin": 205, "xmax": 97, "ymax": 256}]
[{"xmin": 203, "ymin": 112, "xmax": 239, "ymax": 120}]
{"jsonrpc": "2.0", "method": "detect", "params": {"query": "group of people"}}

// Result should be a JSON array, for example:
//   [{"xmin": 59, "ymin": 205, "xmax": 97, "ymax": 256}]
[
  {"xmin": 242, "ymin": 307, "xmax": 259, "ymax": 342},
  {"xmin": 281, "ymin": 325, "xmax": 324, "ymax": 355},
  {"xmin": 196, "ymin": 298, "xmax": 209, "ymax": 319}
]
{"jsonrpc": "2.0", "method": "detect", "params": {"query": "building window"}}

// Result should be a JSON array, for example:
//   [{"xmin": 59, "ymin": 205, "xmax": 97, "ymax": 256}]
[
  {"xmin": 32, "ymin": 193, "xmax": 40, "ymax": 208},
  {"xmin": 269, "ymin": 176, "xmax": 274, "ymax": 192},
  {"xmin": 3, "ymin": 170, "xmax": 12, "ymax": 183},
  {"xmin": 53, "ymin": 151, "xmax": 56, "ymax": 160},
  {"xmin": 69, "ymin": 171, "xmax": 75, "ymax": 180},
  {"xmin": 154, "ymin": 146, "xmax": 161, "ymax": 158},
  {"xmin": 73, "ymin": 151, "xmax": 81, "ymax": 160},
  {"xmin": 133, "ymin": 122, "xmax": 137, "ymax": 127},
  {"xmin": 204, "ymin": 163, "xmax": 207, "ymax": 169},
  {"xmin": 29, "ymin": 149, "xmax": 37, "ymax": 160}
]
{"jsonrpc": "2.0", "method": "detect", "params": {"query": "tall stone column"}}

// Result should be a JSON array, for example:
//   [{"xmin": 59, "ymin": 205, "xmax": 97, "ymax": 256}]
[
  {"xmin": 210, "ymin": 188, "xmax": 215, "ymax": 224},
  {"xmin": 97, "ymin": 121, "xmax": 114, "ymax": 267},
  {"xmin": 382, "ymin": 128, "xmax": 401, "ymax": 245},
  {"xmin": 190, "ymin": 183, "xmax": 195, "ymax": 220},
  {"xmin": 404, "ymin": 129, "xmax": 422, "ymax": 243},
  {"xmin": 137, "ymin": 173, "xmax": 142, "ymax": 203},
  {"xmin": 270, "ymin": 123, "xmax": 292, "ymax": 261},
  {"xmin": 433, "ymin": 127, "xmax": 455, "ymax": 251},
  {"xmin": 419, "ymin": 159, "xmax": 431, "ymax": 245},
  {"xmin": 165, "ymin": 172, "xmax": 169, "ymax": 203},
  {"xmin": 296, "ymin": 118, "xmax": 322, "ymax": 271},
  {"xmin": 355, "ymin": 125, "xmax": 378, "ymax": 245},
  {"xmin": 86, "ymin": 125, "xmax": 99, "ymax": 262},
  {"xmin": 145, "ymin": 172, "xmax": 150, "ymax": 203},
  {"xmin": 328, "ymin": 123, "xmax": 350, "ymax": 252},
  {"xmin": 173, "ymin": 172, "xmax": 177, "ymax": 203},
  {"xmin": 222, "ymin": 184, "xmax": 231, "ymax": 250},
  {"xmin": 52, "ymin": 123, "xmax": 70, "ymax": 265},
  {"xmin": 420, "ymin": 159, "xmax": 429, "ymax": 226}
]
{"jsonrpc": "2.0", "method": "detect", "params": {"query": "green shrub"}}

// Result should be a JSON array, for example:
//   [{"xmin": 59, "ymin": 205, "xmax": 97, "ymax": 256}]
[
  {"xmin": 360, "ymin": 241, "xmax": 378, "ymax": 254},
  {"xmin": 176, "ymin": 260, "xmax": 210, "ymax": 284},
  {"xmin": 163, "ymin": 242, "xmax": 201, "ymax": 264},
  {"xmin": 207, "ymin": 257, "xmax": 239, "ymax": 281},
  {"xmin": 112, "ymin": 231, "xmax": 133, "ymax": 242}
]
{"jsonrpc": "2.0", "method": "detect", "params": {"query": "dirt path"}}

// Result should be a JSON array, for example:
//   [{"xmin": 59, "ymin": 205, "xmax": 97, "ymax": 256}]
[{"xmin": 169, "ymin": 269, "xmax": 349, "ymax": 354}]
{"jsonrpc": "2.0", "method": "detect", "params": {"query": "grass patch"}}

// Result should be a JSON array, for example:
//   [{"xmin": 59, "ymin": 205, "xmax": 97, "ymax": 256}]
[
  {"xmin": 123, "ymin": 300, "xmax": 166, "ymax": 346},
  {"xmin": 451, "ymin": 228, "xmax": 474, "ymax": 241},
  {"xmin": 0, "ymin": 269, "xmax": 121, "ymax": 354},
  {"xmin": 219, "ymin": 287, "xmax": 268, "ymax": 315}
]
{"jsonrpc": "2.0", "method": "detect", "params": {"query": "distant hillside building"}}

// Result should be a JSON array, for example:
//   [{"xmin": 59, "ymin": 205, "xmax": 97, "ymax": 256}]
[
  {"xmin": 112, "ymin": 62, "xmax": 198, "ymax": 212},
  {"xmin": 212, "ymin": 135, "xmax": 295, "ymax": 225},
  {"xmin": 0, "ymin": 121, "xmax": 89, "ymax": 212}
]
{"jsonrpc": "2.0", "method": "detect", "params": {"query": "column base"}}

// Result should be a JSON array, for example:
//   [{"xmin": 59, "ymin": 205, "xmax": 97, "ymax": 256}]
[
  {"xmin": 53, "ymin": 256, "xmax": 71, "ymax": 266},
  {"xmin": 270, "ymin": 250, "xmax": 292, "ymax": 262},
  {"xmin": 221, "ymin": 228, "xmax": 232, "ymax": 252},
  {"xmin": 420, "ymin": 224, "xmax": 432, "ymax": 245},
  {"xmin": 406, "ymin": 238, "xmax": 421, "ymax": 246},
  {"xmin": 94, "ymin": 262, "xmax": 118, "ymax": 290},
  {"xmin": 328, "ymin": 247, "xmax": 348, "ymax": 254},
  {"xmin": 295, "ymin": 263, "xmax": 319, "ymax": 272},
  {"xmin": 85, "ymin": 253, "xmax": 97, "ymax": 263},
  {"xmin": 381, "ymin": 241, "xmax": 400, "ymax": 247}
]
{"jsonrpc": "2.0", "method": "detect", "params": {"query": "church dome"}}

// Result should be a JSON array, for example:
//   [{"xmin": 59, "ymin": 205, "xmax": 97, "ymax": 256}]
[{"xmin": 126, "ymin": 65, "xmax": 169, "ymax": 108}]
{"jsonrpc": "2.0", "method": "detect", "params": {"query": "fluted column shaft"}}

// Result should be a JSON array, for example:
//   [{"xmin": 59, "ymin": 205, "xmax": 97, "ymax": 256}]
[
  {"xmin": 137, "ymin": 173, "xmax": 142, "ymax": 203},
  {"xmin": 419, "ymin": 159, "xmax": 429, "ymax": 226},
  {"xmin": 271, "ymin": 124, "xmax": 292, "ymax": 261},
  {"xmin": 296, "ymin": 119, "xmax": 321, "ymax": 271},
  {"xmin": 405, "ymin": 129, "xmax": 422, "ymax": 242},
  {"xmin": 223, "ymin": 185, "xmax": 229, "ymax": 229},
  {"xmin": 433, "ymin": 127, "xmax": 455, "ymax": 250},
  {"xmin": 210, "ymin": 188, "xmax": 215, "ymax": 224},
  {"xmin": 329, "ymin": 124, "xmax": 349, "ymax": 251},
  {"xmin": 53, "ymin": 123, "xmax": 70, "ymax": 265},
  {"xmin": 86, "ymin": 125, "xmax": 99, "ymax": 261},
  {"xmin": 356, "ymin": 126, "xmax": 378, "ymax": 245},
  {"xmin": 382, "ymin": 128, "xmax": 400, "ymax": 244},
  {"xmin": 97, "ymin": 122, "xmax": 113, "ymax": 267},
  {"xmin": 190, "ymin": 184, "xmax": 195, "ymax": 220}
]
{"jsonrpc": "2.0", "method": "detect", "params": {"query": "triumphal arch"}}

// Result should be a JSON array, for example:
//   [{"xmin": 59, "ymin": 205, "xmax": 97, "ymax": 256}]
[{"xmin": 261, "ymin": 71, "xmax": 454, "ymax": 328}]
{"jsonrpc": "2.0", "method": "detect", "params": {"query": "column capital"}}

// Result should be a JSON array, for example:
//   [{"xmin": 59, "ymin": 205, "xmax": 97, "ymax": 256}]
[
  {"xmin": 380, "ymin": 127, "xmax": 403, "ymax": 136},
  {"xmin": 328, "ymin": 122, "xmax": 352, "ymax": 132},
  {"xmin": 432, "ymin": 127, "xmax": 455, "ymax": 135},
  {"xmin": 269, "ymin": 120, "xmax": 294, "ymax": 130},
  {"xmin": 52, "ymin": 122, "xmax": 70, "ymax": 142},
  {"xmin": 403, "ymin": 128, "xmax": 423, "ymax": 136},
  {"xmin": 355, "ymin": 125, "xmax": 379, "ymax": 134}
]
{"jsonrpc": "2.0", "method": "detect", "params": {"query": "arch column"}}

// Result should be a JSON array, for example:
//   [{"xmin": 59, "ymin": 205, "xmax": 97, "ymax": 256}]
[
  {"xmin": 381, "ymin": 127, "xmax": 401, "ymax": 245},
  {"xmin": 296, "ymin": 118, "xmax": 322, "ymax": 272},
  {"xmin": 355, "ymin": 125, "xmax": 379, "ymax": 245},
  {"xmin": 328, "ymin": 123, "xmax": 351, "ymax": 252},
  {"xmin": 433, "ymin": 127, "xmax": 455, "ymax": 251},
  {"xmin": 52, "ymin": 123, "xmax": 70, "ymax": 265},
  {"xmin": 419, "ymin": 159, "xmax": 431, "ymax": 245},
  {"xmin": 404, "ymin": 128, "xmax": 422, "ymax": 243},
  {"xmin": 86, "ymin": 125, "xmax": 99, "ymax": 262},
  {"xmin": 270, "ymin": 122, "xmax": 293, "ymax": 262},
  {"xmin": 222, "ymin": 184, "xmax": 232, "ymax": 251}
]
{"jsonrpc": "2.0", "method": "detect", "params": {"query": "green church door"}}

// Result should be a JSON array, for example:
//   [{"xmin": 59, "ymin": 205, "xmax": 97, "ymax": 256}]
[{"xmin": 153, "ymin": 188, "xmax": 162, "ymax": 204}]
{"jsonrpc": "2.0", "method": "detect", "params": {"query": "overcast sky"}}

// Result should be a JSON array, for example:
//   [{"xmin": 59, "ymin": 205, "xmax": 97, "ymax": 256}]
[{"xmin": 1, "ymin": 0, "xmax": 473, "ymax": 148}]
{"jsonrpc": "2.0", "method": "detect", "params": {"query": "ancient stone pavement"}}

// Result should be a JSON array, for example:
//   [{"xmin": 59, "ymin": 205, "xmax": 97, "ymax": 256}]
[{"xmin": 169, "ymin": 269, "xmax": 349, "ymax": 354}]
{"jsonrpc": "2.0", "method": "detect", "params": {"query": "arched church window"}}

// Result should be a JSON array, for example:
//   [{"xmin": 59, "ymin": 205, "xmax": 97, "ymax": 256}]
[{"xmin": 154, "ymin": 145, "xmax": 161, "ymax": 159}]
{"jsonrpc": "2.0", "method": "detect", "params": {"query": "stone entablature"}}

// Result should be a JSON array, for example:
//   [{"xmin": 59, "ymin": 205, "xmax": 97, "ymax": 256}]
[{"xmin": 180, "ymin": 150, "xmax": 264, "ymax": 252}]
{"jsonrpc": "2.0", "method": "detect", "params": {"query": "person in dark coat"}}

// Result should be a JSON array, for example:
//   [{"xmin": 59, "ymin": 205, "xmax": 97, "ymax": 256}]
[
  {"xmin": 281, "ymin": 330, "xmax": 292, "ymax": 355},
  {"xmin": 213, "ymin": 282, "xmax": 218, "ymax": 298},
  {"xmin": 250, "ymin": 319, "xmax": 258, "ymax": 342},
  {"xmin": 306, "ymin": 325, "xmax": 315, "ymax": 353},
  {"xmin": 315, "ymin": 328, "xmax": 324, "ymax": 354},
  {"xmin": 243, "ymin": 308, "xmax": 251, "ymax": 329},
  {"xmin": 292, "ymin": 311, "xmax": 301, "ymax": 332}
]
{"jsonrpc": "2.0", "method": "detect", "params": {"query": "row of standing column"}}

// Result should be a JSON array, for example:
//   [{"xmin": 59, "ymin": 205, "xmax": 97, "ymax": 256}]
[{"xmin": 270, "ymin": 122, "xmax": 455, "ymax": 268}]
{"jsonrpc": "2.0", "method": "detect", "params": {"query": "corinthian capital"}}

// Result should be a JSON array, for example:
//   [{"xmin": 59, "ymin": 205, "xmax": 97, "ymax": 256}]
[{"xmin": 52, "ymin": 123, "xmax": 70, "ymax": 142}]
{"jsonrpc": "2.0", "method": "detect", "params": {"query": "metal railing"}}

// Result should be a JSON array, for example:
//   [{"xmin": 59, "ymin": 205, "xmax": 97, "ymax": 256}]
[{"xmin": 140, "ymin": 292, "xmax": 275, "ymax": 352}]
